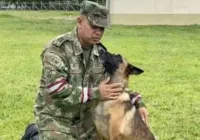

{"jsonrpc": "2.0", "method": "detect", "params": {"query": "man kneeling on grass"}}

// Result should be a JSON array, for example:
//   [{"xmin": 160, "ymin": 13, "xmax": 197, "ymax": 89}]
[{"xmin": 34, "ymin": 1, "xmax": 148, "ymax": 139}]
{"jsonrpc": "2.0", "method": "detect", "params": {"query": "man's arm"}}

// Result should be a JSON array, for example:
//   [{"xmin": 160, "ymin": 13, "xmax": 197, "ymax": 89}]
[
  {"xmin": 124, "ymin": 88, "xmax": 146, "ymax": 109},
  {"xmin": 41, "ymin": 51, "xmax": 101, "ymax": 106}
]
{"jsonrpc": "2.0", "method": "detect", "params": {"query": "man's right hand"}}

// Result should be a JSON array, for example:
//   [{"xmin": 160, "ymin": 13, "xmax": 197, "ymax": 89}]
[{"xmin": 99, "ymin": 77, "xmax": 123, "ymax": 100}]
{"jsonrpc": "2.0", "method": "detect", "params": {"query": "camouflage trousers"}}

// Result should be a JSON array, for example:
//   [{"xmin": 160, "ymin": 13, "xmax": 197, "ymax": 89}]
[
  {"xmin": 39, "ymin": 130, "xmax": 99, "ymax": 140},
  {"xmin": 36, "ymin": 113, "xmax": 100, "ymax": 140}
]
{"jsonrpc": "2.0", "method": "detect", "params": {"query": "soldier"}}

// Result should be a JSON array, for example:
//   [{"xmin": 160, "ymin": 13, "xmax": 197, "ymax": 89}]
[{"xmin": 34, "ymin": 1, "xmax": 148, "ymax": 139}]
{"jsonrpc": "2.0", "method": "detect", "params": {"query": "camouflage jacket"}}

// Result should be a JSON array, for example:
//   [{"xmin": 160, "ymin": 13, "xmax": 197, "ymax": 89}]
[{"xmin": 34, "ymin": 28, "xmax": 145, "ymax": 139}]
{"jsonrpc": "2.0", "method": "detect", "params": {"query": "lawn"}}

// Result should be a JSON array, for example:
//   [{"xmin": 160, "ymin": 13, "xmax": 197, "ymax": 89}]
[{"xmin": 0, "ymin": 11, "xmax": 199, "ymax": 140}]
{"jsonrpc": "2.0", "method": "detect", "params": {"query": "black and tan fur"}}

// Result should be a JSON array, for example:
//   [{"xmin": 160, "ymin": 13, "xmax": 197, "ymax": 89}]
[{"xmin": 92, "ymin": 52, "xmax": 155, "ymax": 140}]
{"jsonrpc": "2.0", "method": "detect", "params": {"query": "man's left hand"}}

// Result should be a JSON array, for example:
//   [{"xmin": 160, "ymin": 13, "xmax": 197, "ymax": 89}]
[{"xmin": 138, "ymin": 107, "xmax": 148, "ymax": 125}]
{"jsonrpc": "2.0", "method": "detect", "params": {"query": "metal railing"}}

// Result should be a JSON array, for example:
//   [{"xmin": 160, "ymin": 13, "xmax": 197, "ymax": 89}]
[{"xmin": 0, "ymin": 1, "xmax": 106, "ymax": 11}]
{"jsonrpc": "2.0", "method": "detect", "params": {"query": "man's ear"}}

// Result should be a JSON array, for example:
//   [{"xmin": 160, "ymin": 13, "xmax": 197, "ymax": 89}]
[
  {"xmin": 126, "ymin": 63, "xmax": 144, "ymax": 75},
  {"xmin": 77, "ymin": 16, "xmax": 83, "ymax": 28}
]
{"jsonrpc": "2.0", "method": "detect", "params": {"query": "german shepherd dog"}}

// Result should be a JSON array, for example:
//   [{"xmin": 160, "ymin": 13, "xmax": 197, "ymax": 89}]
[{"xmin": 92, "ymin": 51, "xmax": 155, "ymax": 140}]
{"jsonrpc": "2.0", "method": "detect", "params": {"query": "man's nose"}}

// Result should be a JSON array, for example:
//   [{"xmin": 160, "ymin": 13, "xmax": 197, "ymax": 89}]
[{"xmin": 95, "ymin": 28, "xmax": 104, "ymax": 35}]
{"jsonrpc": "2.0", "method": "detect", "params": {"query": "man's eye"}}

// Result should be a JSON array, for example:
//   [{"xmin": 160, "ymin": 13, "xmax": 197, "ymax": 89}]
[
  {"xmin": 91, "ymin": 25, "xmax": 105, "ymax": 31},
  {"xmin": 91, "ymin": 25, "xmax": 98, "ymax": 29},
  {"xmin": 99, "ymin": 27, "xmax": 105, "ymax": 31}
]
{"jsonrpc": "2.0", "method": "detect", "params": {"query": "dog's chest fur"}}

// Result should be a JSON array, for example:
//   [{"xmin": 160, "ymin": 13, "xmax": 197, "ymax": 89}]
[{"xmin": 92, "ymin": 93, "xmax": 136, "ymax": 140}]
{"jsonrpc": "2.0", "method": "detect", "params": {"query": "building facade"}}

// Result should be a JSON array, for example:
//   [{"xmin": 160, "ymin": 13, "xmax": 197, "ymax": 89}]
[{"xmin": 109, "ymin": 0, "xmax": 200, "ymax": 25}]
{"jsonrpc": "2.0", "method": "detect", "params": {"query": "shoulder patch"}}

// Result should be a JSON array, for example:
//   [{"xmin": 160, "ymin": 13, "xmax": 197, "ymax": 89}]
[{"xmin": 52, "ymin": 33, "xmax": 72, "ymax": 47}]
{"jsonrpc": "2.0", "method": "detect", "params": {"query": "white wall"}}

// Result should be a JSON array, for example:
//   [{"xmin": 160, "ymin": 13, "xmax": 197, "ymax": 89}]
[
  {"xmin": 110, "ymin": 0, "xmax": 200, "ymax": 14},
  {"xmin": 109, "ymin": 0, "xmax": 200, "ymax": 25}
]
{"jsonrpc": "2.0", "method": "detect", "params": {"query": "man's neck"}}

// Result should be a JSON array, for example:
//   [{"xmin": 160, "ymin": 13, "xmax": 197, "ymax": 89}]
[{"xmin": 82, "ymin": 45, "xmax": 92, "ymax": 49}]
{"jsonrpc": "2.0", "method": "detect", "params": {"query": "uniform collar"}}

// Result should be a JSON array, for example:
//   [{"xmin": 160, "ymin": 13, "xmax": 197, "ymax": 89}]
[
  {"xmin": 71, "ymin": 27, "xmax": 83, "ymax": 56},
  {"xmin": 92, "ymin": 44, "xmax": 99, "ymax": 56}
]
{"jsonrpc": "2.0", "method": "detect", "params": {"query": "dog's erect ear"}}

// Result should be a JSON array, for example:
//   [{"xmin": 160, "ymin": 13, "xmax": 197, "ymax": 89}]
[{"xmin": 126, "ymin": 63, "xmax": 144, "ymax": 75}]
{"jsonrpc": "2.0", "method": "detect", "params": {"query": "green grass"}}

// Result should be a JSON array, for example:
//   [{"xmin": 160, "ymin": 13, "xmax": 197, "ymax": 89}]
[
  {"xmin": 0, "ymin": 10, "xmax": 79, "ymax": 19},
  {"xmin": 0, "ymin": 11, "xmax": 200, "ymax": 140}
]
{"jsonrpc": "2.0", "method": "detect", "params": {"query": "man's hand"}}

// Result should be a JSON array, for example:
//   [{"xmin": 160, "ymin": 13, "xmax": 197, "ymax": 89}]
[
  {"xmin": 99, "ymin": 77, "xmax": 123, "ymax": 100},
  {"xmin": 138, "ymin": 107, "xmax": 148, "ymax": 125}
]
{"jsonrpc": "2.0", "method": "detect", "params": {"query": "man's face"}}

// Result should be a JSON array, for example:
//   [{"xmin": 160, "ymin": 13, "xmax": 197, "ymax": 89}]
[{"xmin": 77, "ymin": 16, "xmax": 105, "ymax": 46}]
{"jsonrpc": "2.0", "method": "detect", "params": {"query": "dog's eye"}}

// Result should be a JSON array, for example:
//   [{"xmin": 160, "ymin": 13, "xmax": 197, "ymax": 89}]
[{"xmin": 115, "ymin": 54, "xmax": 122, "ymax": 62}]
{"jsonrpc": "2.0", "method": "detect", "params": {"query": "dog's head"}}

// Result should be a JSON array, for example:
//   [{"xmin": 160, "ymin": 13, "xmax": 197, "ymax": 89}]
[{"xmin": 99, "ymin": 51, "xmax": 144, "ymax": 77}]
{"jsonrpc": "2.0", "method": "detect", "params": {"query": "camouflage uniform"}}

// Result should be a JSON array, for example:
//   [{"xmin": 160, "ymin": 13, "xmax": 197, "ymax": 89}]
[
  {"xmin": 34, "ymin": 1, "xmax": 145, "ymax": 139},
  {"xmin": 34, "ymin": 27, "xmax": 106, "ymax": 139}
]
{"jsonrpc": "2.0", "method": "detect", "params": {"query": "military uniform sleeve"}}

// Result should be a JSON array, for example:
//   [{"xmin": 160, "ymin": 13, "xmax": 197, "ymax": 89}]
[
  {"xmin": 41, "ymin": 50, "xmax": 100, "ymax": 106},
  {"xmin": 124, "ymin": 88, "xmax": 146, "ymax": 109}
]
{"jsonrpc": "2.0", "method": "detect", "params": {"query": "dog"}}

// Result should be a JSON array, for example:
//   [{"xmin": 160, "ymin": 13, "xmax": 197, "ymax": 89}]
[{"xmin": 92, "ymin": 51, "xmax": 155, "ymax": 140}]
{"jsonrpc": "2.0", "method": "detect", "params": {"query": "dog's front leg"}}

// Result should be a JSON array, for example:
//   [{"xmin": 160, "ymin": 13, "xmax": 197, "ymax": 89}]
[{"xmin": 109, "ymin": 116, "xmax": 124, "ymax": 140}]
